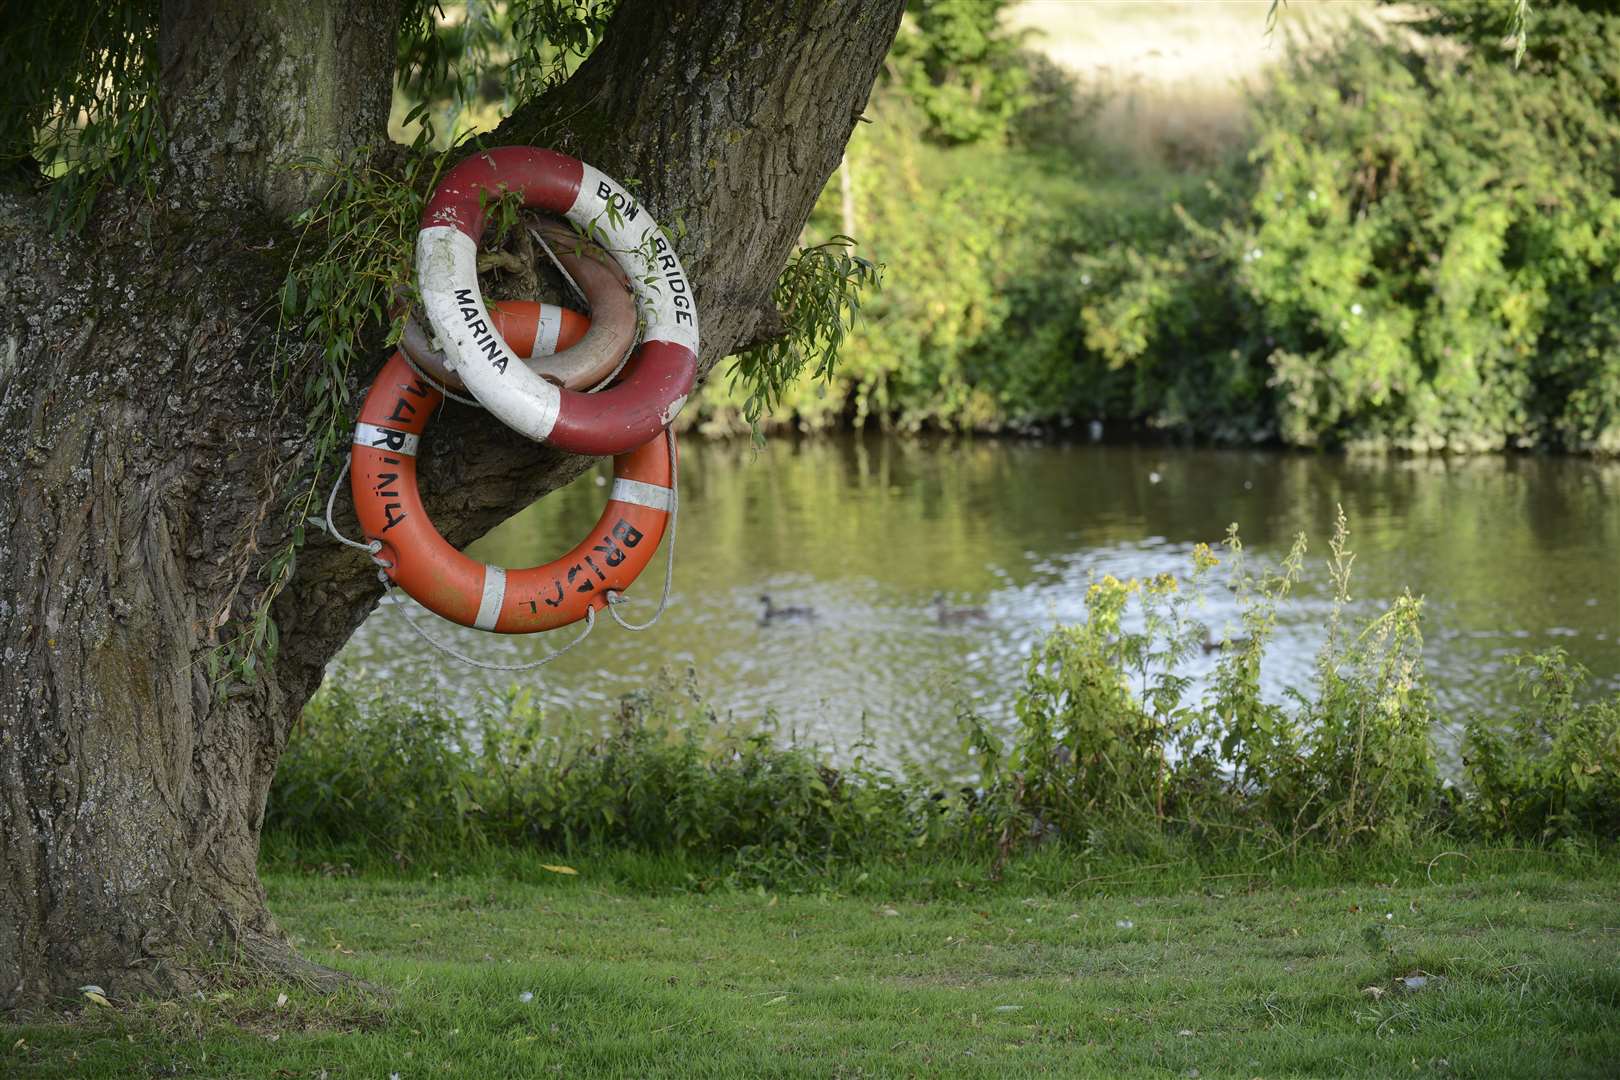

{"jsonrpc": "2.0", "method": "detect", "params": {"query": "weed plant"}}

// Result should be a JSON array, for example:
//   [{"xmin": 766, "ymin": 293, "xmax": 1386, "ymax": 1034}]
[
  {"xmin": 1462, "ymin": 649, "xmax": 1620, "ymax": 843},
  {"xmin": 269, "ymin": 514, "xmax": 1619, "ymax": 883}
]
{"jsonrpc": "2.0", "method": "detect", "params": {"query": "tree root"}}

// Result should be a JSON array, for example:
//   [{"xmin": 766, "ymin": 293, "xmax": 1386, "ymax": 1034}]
[{"xmin": 234, "ymin": 928, "xmax": 386, "ymax": 998}]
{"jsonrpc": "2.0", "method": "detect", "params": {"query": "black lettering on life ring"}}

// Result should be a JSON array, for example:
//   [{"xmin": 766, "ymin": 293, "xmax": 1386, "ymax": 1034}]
[
  {"xmin": 454, "ymin": 287, "xmax": 510, "ymax": 373},
  {"xmin": 372, "ymin": 429, "xmax": 412, "ymax": 453},
  {"xmin": 594, "ymin": 180, "xmax": 640, "ymax": 223},
  {"xmin": 592, "ymin": 536, "xmax": 626, "ymax": 567}
]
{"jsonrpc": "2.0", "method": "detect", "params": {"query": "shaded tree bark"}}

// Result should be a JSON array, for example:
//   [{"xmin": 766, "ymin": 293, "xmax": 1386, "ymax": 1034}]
[
  {"xmin": 0, "ymin": 0, "xmax": 902, "ymax": 1008},
  {"xmin": 159, "ymin": 0, "xmax": 400, "ymax": 213}
]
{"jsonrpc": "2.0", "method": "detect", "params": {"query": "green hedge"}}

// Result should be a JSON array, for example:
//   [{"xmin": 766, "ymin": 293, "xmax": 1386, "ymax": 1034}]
[{"xmin": 1156, "ymin": 6, "xmax": 1620, "ymax": 451}]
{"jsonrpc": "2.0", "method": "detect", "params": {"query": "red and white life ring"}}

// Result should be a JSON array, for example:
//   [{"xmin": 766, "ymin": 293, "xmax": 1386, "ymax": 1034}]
[
  {"xmin": 416, "ymin": 147, "xmax": 699, "ymax": 455},
  {"xmin": 399, "ymin": 222, "xmax": 638, "ymax": 393},
  {"xmin": 350, "ymin": 344, "xmax": 676, "ymax": 633}
]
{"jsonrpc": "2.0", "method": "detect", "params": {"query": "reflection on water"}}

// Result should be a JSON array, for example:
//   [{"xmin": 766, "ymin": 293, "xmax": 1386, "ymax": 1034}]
[{"xmin": 335, "ymin": 435, "xmax": 1620, "ymax": 774}]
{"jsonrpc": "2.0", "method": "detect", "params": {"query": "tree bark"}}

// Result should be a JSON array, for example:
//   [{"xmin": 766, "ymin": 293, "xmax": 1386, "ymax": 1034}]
[
  {"xmin": 159, "ymin": 0, "xmax": 401, "ymax": 213},
  {"xmin": 0, "ymin": 0, "xmax": 901, "ymax": 1009}
]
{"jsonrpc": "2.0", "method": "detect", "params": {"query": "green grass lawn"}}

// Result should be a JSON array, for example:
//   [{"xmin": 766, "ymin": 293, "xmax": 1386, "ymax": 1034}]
[{"xmin": 7, "ymin": 850, "xmax": 1619, "ymax": 1078}]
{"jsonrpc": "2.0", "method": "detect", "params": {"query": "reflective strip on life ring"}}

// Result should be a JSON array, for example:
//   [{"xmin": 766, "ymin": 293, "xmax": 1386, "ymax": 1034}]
[
  {"xmin": 400, "ymin": 222, "xmax": 638, "ymax": 393},
  {"xmin": 415, "ymin": 146, "xmax": 700, "ymax": 456},
  {"xmin": 351, "ymin": 350, "xmax": 676, "ymax": 633}
]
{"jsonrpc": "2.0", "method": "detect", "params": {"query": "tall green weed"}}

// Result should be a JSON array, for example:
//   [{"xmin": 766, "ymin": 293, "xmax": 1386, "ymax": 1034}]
[
  {"xmin": 972, "ymin": 513, "xmax": 1444, "ymax": 864},
  {"xmin": 270, "ymin": 521, "xmax": 1618, "ymax": 881},
  {"xmin": 1462, "ymin": 649, "xmax": 1620, "ymax": 843},
  {"xmin": 271, "ymin": 672, "xmax": 943, "ymax": 883}
]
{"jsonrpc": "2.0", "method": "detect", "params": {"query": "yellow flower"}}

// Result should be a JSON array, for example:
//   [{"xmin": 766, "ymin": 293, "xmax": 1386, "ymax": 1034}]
[{"xmin": 1148, "ymin": 572, "xmax": 1179, "ymax": 595}]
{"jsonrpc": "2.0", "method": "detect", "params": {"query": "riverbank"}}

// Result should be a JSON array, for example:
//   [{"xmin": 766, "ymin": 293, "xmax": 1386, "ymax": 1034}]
[
  {"xmin": 7, "ymin": 847, "xmax": 1617, "ymax": 1077},
  {"xmin": 334, "ymin": 437, "xmax": 1620, "ymax": 767}
]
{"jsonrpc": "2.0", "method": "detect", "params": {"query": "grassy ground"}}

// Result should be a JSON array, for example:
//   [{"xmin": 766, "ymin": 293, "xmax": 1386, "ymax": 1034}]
[{"xmin": 6, "ymin": 848, "xmax": 1619, "ymax": 1078}]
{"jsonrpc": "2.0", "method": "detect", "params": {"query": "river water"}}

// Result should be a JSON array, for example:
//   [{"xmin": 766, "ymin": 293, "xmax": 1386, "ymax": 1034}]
[{"xmin": 334, "ymin": 436, "xmax": 1620, "ymax": 774}]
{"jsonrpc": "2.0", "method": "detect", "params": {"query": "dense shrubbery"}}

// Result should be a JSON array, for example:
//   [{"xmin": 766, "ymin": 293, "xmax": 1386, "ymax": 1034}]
[
  {"xmin": 694, "ymin": 0, "xmax": 1115, "ymax": 435},
  {"xmin": 696, "ymin": 2, "xmax": 1620, "ymax": 453},
  {"xmin": 695, "ymin": 90, "xmax": 1162, "ymax": 436},
  {"xmin": 269, "ymin": 517, "xmax": 1620, "ymax": 879},
  {"xmin": 887, "ymin": 0, "xmax": 1033, "ymax": 146},
  {"xmin": 1110, "ymin": 4, "xmax": 1620, "ymax": 452}
]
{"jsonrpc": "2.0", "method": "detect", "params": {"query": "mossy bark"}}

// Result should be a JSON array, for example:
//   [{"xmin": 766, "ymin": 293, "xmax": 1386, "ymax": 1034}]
[{"xmin": 0, "ymin": 0, "xmax": 901, "ymax": 1009}]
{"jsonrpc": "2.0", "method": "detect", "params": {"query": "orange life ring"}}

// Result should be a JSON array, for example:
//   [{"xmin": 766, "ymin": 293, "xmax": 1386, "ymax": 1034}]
[
  {"xmin": 404, "ymin": 297, "xmax": 590, "ymax": 389},
  {"xmin": 350, "ymin": 345, "xmax": 676, "ymax": 633}
]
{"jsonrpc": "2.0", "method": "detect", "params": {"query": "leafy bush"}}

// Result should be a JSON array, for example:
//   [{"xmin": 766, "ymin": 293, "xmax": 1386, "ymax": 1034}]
[
  {"xmin": 887, "ymin": 0, "xmax": 1033, "ymax": 146},
  {"xmin": 1462, "ymin": 649, "xmax": 1620, "ymax": 842},
  {"xmin": 1084, "ymin": 6, "xmax": 1620, "ymax": 451},
  {"xmin": 690, "ymin": 0, "xmax": 1126, "ymax": 436},
  {"xmin": 692, "ymin": 89, "xmax": 1147, "ymax": 436},
  {"xmin": 696, "ymin": 5, "xmax": 1620, "ymax": 452}
]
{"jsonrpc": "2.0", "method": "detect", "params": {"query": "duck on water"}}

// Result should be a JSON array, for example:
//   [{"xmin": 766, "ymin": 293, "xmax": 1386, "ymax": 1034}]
[
  {"xmin": 759, "ymin": 594, "xmax": 816, "ymax": 625},
  {"xmin": 933, "ymin": 593, "xmax": 989, "ymax": 625}
]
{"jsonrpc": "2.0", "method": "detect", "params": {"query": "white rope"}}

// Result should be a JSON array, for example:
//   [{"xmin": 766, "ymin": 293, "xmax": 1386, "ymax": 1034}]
[
  {"xmin": 399, "ymin": 342, "xmax": 485, "ymax": 408},
  {"xmin": 530, "ymin": 224, "xmax": 586, "ymax": 306},
  {"xmin": 379, "ymin": 569, "xmax": 600, "ymax": 670},
  {"xmin": 320, "ymin": 457, "xmax": 392, "ymax": 568},
  {"xmin": 604, "ymin": 427, "xmax": 679, "ymax": 632}
]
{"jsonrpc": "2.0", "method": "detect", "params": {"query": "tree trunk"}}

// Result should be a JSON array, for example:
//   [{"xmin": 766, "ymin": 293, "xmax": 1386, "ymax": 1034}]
[
  {"xmin": 0, "ymin": 0, "xmax": 901, "ymax": 1009},
  {"xmin": 158, "ymin": 0, "xmax": 401, "ymax": 214}
]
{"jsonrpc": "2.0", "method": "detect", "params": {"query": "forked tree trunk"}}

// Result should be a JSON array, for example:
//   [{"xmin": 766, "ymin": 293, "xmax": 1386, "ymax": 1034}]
[{"xmin": 0, "ymin": 0, "xmax": 902, "ymax": 1008}]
